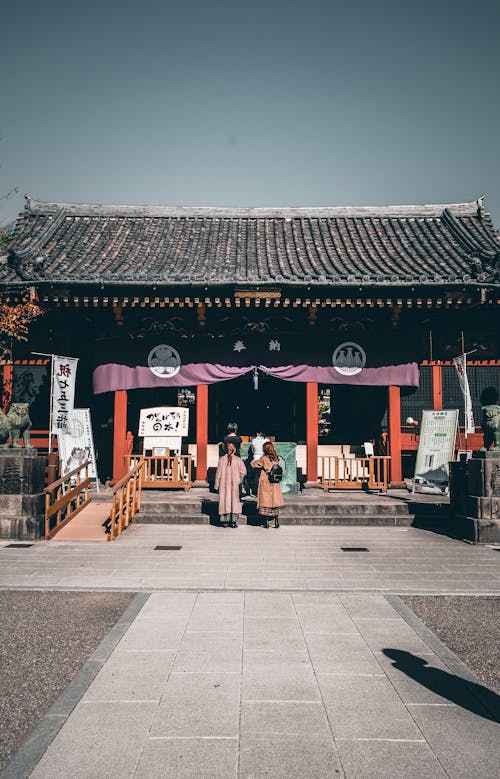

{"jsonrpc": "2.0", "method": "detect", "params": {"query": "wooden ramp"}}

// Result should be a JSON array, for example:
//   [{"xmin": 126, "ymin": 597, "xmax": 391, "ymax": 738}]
[{"xmin": 53, "ymin": 502, "xmax": 111, "ymax": 541}]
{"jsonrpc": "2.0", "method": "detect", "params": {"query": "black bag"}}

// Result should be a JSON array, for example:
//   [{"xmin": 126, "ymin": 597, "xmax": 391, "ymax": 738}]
[{"xmin": 267, "ymin": 463, "xmax": 283, "ymax": 484}]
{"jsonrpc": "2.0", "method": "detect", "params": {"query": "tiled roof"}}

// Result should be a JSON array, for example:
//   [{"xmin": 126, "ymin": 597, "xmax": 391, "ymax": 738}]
[{"xmin": 1, "ymin": 197, "xmax": 499, "ymax": 287}]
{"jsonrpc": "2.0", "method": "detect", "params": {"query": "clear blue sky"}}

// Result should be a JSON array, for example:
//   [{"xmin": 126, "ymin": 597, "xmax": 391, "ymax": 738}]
[{"xmin": 1, "ymin": 0, "xmax": 499, "ymax": 228}]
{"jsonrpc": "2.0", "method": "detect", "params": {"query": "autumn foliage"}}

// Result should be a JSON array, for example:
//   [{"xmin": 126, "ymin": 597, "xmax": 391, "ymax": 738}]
[{"xmin": 0, "ymin": 298, "xmax": 44, "ymax": 360}]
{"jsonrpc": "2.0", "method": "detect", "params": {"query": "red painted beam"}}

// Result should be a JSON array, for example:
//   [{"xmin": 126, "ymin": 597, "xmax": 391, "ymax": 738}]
[
  {"xmin": 388, "ymin": 385, "xmax": 403, "ymax": 486},
  {"xmin": 1, "ymin": 363, "xmax": 13, "ymax": 412},
  {"xmin": 112, "ymin": 390, "xmax": 128, "ymax": 481},
  {"xmin": 306, "ymin": 382, "xmax": 318, "ymax": 483},
  {"xmin": 196, "ymin": 384, "xmax": 208, "ymax": 481},
  {"xmin": 432, "ymin": 364, "xmax": 443, "ymax": 410}
]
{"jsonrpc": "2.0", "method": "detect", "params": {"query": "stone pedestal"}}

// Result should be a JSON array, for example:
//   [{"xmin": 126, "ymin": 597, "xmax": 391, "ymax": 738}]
[
  {"xmin": 449, "ymin": 452, "xmax": 500, "ymax": 543},
  {"xmin": 0, "ymin": 453, "xmax": 47, "ymax": 540}
]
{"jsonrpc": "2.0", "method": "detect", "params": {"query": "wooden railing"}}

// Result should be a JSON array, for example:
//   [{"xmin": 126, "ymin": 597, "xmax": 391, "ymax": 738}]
[
  {"xmin": 105, "ymin": 457, "xmax": 145, "ymax": 541},
  {"xmin": 125, "ymin": 453, "xmax": 192, "ymax": 490},
  {"xmin": 44, "ymin": 460, "xmax": 91, "ymax": 540},
  {"xmin": 320, "ymin": 456, "xmax": 391, "ymax": 492}
]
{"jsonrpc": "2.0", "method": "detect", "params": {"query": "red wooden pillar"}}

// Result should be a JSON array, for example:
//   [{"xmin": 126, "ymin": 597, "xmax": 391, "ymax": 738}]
[
  {"xmin": 432, "ymin": 364, "xmax": 443, "ymax": 410},
  {"xmin": 196, "ymin": 384, "xmax": 208, "ymax": 481},
  {"xmin": 306, "ymin": 382, "xmax": 318, "ymax": 483},
  {"xmin": 112, "ymin": 390, "xmax": 128, "ymax": 482},
  {"xmin": 388, "ymin": 385, "xmax": 404, "ymax": 487},
  {"xmin": 2, "ymin": 363, "xmax": 13, "ymax": 412}
]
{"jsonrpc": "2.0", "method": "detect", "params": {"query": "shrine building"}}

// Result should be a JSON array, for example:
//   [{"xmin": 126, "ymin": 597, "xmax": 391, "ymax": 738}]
[{"xmin": 0, "ymin": 196, "xmax": 499, "ymax": 486}]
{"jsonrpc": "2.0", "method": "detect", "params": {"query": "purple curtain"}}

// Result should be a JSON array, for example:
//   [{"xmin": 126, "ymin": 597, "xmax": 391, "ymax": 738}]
[
  {"xmin": 93, "ymin": 361, "xmax": 419, "ymax": 394},
  {"xmin": 93, "ymin": 363, "xmax": 253, "ymax": 394},
  {"xmin": 260, "ymin": 363, "xmax": 420, "ymax": 386}
]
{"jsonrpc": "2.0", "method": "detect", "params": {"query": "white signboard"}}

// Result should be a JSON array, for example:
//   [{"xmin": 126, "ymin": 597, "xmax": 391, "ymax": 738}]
[
  {"xmin": 143, "ymin": 436, "xmax": 182, "ymax": 454},
  {"xmin": 51, "ymin": 356, "xmax": 78, "ymax": 433},
  {"xmin": 139, "ymin": 407, "xmax": 189, "ymax": 437},
  {"xmin": 57, "ymin": 408, "xmax": 99, "ymax": 489},
  {"xmin": 413, "ymin": 409, "xmax": 459, "ymax": 495}
]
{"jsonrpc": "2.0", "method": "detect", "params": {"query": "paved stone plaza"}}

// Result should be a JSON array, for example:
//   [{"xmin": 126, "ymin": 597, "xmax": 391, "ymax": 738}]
[{"xmin": 1, "ymin": 525, "xmax": 499, "ymax": 778}]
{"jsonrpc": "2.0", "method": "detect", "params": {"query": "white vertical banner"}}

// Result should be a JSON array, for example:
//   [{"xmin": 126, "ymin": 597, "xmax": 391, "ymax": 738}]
[
  {"xmin": 51, "ymin": 356, "xmax": 79, "ymax": 434},
  {"xmin": 57, "ymin": 408, "xmax": 99, "ymax": 489},
  {"xmin": 452, "ymin": 354, "xmax": 475, "ymax": 435}
]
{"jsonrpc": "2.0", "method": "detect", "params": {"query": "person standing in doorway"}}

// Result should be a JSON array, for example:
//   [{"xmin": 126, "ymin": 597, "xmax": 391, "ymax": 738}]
[
  {"xmin": 219, "ymin": 422, "xmax": 242, "ymax": 457},
  {"xmin": 248, "ymin": 430, "xmax": 269, "ymax": 495},
  {"xmin": 215, "ymin": 441, "xmax": 247, "ymax": 527},
  {"xmin": 251, "ymin": 441, "xmax": 284, "ymax": 528}
]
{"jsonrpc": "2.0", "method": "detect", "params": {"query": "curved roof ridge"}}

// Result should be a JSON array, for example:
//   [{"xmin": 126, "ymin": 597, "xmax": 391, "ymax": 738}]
[
  {"xmin": 23, "ymin": 196, "xmax": 485, "ymax": 220},
  {"xmin": 14, "ymin": 207, "xmax": 66, "ymax": 260}
]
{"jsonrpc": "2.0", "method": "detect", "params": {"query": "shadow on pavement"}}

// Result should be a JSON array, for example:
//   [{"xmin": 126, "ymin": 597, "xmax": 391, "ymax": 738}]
[{"xmin": 383, "ymin": 648, "xmax": 500, "ymax": 724}]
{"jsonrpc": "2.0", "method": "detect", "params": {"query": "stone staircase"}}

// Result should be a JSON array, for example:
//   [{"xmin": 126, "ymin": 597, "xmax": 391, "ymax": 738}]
[{"xmin": 134, "ymin": 490, "xmax": 450, "ymax": 528}]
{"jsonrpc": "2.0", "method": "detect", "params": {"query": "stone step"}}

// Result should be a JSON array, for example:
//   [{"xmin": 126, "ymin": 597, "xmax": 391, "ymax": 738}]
[
  {"xmin": 136, "ymin": 515, "xmax": 414, "ymax": 527},
  {"xmin": 135, "ymin": 512, "xmax": 446, "ymax": 527},
  {"xmin": 139, "ymin": 501, "xmax": 418, "ymax": 517}
]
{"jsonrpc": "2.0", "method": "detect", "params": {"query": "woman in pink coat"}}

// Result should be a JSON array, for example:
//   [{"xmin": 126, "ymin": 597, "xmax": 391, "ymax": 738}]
[
  {"xmin": 215, "ymin": 442, "xmax": 247, "ymax": 527},
  {"xmin": 250, "ymin": 442, "xmax": 284, "ymax": 528}
]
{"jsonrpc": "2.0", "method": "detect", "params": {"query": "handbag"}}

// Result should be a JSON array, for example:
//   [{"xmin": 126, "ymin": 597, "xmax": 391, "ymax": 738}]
[{"xmin": 267, "ymin": 463, "xmax": 283, "ymax": 484}]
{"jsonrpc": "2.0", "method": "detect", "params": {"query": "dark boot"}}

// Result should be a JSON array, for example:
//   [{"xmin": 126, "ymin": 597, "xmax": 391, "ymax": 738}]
[
  {"xmin": 262, "ymin": 517, "xmax": 269, "ymax": 528},
  {"xmin": 274, "ymin": 518, "xmax": 280, "ymax": 528}
]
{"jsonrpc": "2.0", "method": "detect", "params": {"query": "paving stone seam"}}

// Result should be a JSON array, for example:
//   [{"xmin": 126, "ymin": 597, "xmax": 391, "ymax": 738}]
[
  {"xmin": 236, "ymin": 594, "xmax": 246, "ymax": 779},
  {"xmin": 335, "ymin": 737, "xmax": 427, "ymax": 743},
  {"xmin": 2, "ymin": 584, "xmax": 500, "ymax": 594},
  {"xmin": 128, "ymin": 590, "xmax": 199, "ymax": 777},
  {"xmin": 289, "ymin": 593, "xmax": 348, "ymax": 776},
  {"xmin": 0, "ymin": 591, "xmax": 149, "ymax": 779},
  {"xmin": 148, "ymin": 735, "xmax": 239, "ymax": 740},
  {"xmin": 385, "ymin": 593, "xmax": 500, "ymax": 723},
  {"xmin": 244, "ymin": 698, "xmax": 323, "ymax": 703}
]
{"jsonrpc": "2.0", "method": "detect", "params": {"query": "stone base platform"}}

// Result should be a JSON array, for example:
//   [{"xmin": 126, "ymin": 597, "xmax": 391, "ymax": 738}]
[
  {"xmin": 450, "ymin": 453, "xmax": 500, "ymax": 544},
  {"xmin": 0, "ymin": 453, "xmax": 47, "ymax": 540}
]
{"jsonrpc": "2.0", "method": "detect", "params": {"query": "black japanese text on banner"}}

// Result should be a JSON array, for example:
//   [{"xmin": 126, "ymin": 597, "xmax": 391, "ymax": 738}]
[
  {"xmin": 452, "ymin": 355, "xmax": 475, "ymax": 435},
  {"xmin": 51, "ymin": 356, "xmax": 79, "ymax": 434}
]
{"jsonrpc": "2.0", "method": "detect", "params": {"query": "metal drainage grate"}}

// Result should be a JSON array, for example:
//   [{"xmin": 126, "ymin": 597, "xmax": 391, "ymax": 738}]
[
  {"xmin": 154, "ymin": 545, "xmax": 182, "ymax": 551},
  {"xmin": 5, "ymin": 544, "xmax": 33, "ymax": 548},
  {"xmin": 341, "ymin": 547, "xmax": 369, "ymax": 552}
]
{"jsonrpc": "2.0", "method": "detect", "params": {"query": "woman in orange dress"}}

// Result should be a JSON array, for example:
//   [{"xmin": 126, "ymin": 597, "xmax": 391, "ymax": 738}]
[{"xmin": 250, "ymin": 441, "xmax": 284, "ymax": 528}]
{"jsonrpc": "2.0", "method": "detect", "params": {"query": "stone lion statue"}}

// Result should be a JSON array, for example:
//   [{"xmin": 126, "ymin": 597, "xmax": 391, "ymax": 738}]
[
  {"xmin": 481, "ymin": 404, "xmax": 500, "ymax": 451},
  {"xmin": 0, "ymin": 403, "xmax": 34, "ymax": 449}
]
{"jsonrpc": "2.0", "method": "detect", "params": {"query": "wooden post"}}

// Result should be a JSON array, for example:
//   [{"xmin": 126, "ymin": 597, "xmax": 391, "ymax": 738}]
[
  {"xmin": 196, "ymin": 384, "xmax": 208, "ymax": 482},
  {"xmin": 432, "ymin": 364, "xmax": 443, "ymax": 410},
  {"xmin": 306, "ymin": 382, "xmax": 318, "ymax": 484},
  {"xmin": 388, "ymin": 385, "xmax": 404, "ymax": 487},
  {"xmin": 112, "ymin": 390, "xmax": 128, "ymax": 482},
  {"xmin": 1, "ymin": 363, "xmax": 13, "ymax": 412}
]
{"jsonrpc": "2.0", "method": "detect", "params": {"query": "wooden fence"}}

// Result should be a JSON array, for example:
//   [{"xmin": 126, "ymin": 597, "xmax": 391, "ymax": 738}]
[
  {"xmin": 105, "ymin": 457, "xmax": 145, "ymax": 541},
  {"xmin": 125, "ymin": 454, "xmax": 192, "ymax": 490},
  {"xmin": 44, "ymin": 460, "xmax": 91, "ymax": 540},
  {"xmin": 320, "ymin": 456, "xmax": 391, "ymax": 492}
]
